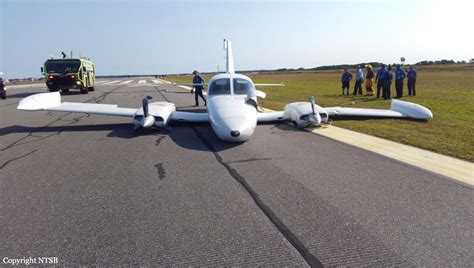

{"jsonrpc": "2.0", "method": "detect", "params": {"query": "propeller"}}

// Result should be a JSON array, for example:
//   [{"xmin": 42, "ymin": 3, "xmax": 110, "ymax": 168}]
[
  {"xmin": 308, "ymin": 96, "xmax": 316, "ymax": 115},
  {"xmin": 307, "ymin": 95, "xmax": 320, "ymax": 126},
  {"xmin": 140, "ymin": 95, "xmax": 155, "ymax": 128},
  {"xmin": 142, "ymin": 95, "xmax": 152, "ymax": 117}
]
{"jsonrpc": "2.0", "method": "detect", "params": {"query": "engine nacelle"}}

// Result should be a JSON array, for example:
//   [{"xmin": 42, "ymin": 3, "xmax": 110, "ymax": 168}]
[
  {"xmin": 133, "ymin": 101, "xmax": 176, "ymax": 127},
  {"xmin": 283, "ymin": 102, "xmax": 329, "ymax": 128}
]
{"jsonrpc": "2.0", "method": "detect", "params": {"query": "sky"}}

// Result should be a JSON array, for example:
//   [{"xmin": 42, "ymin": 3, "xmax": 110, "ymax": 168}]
[{"xmin": 1, "ymin": 0, "xmax": 473, "ymax": 78}]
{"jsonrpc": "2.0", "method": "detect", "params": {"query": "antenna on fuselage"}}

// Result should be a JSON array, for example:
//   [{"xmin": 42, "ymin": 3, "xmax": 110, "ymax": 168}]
[{"xmin": 223, "ymin": 39, "xmax": 235, "ymax": 74}]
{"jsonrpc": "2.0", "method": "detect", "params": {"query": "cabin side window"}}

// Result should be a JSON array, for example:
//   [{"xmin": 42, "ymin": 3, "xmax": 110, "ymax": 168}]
[{"xmin": 208, "ymin": 78, "xmax": 231, "ymax": 95}]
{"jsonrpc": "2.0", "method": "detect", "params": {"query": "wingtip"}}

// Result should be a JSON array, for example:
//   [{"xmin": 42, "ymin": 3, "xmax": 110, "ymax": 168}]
[{"xmin": 17, "ymin": 92, "xmax": 61, "ymax": 111}]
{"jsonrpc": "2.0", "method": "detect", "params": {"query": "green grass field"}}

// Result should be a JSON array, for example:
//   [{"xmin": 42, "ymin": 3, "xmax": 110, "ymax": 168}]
[{"xmin": 165, "ymin": 65, "xmax": 474, "ymax": 161}]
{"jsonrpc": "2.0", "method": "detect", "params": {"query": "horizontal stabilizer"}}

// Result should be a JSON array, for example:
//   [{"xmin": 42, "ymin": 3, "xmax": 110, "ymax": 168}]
[
  {"xmin": 254, "ymin": 83, "xmax": 285, "ymax": 87},
  {"xmin": 172, "ymin": 83, "xmax": 208, "ymax": 87}
]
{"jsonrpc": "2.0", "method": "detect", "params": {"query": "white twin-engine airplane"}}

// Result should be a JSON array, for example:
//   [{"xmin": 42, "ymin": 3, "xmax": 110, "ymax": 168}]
[{"xmin": 18, "ymin": 40, "xmax": 433, "ymax": 142}]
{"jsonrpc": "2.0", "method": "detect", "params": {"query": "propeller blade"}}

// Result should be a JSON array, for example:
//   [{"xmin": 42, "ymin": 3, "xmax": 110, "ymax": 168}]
[
  {"xmin": 308, "ymin": 96, "xmax": 315, "ymax": 115},
  {"xmin": 142, "ymin": 95, "xmax": 153, "ymax": 117}
]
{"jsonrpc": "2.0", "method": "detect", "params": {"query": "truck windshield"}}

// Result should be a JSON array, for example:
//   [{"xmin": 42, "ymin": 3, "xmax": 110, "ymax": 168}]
[{"xmin": 45, "ymin": 60, "xmax": 81, "ymax": 73}]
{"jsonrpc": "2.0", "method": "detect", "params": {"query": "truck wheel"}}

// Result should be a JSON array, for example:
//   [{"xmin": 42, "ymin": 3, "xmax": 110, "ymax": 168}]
[
  {"xmin": 80, "ymin": 87, "xmax": 88, "ymax": 94},
  {"xmin": 1, "ymin": 93, "xmax": 6, "ymax": 99},
  {"xmin": 48, "ymin": 88, "xmax": 59, "ymax": 92},
  {"xmin": 88, "ymin": 86, "xmax": 95, "ymax": 92},
  {"xmin": 62, "ymin": 89, "xmax": 69, "ymax": 93}
]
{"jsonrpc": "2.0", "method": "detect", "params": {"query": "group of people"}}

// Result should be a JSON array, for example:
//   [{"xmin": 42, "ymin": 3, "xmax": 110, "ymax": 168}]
[{"xmin": 341, "ymin": 65, "xmax": 417, "ymax": 99}]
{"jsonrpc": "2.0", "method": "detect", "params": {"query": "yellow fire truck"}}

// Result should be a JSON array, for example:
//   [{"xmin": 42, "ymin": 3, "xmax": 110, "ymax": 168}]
[{"xmin": 41, "ymin": 57, "xmax": 95, "ymax": 94}]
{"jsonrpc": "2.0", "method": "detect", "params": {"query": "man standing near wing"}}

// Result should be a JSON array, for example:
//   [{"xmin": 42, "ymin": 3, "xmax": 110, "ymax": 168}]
[{"xmin": 192, "ymin": 70, "xmax": 207, "ymax": 106}]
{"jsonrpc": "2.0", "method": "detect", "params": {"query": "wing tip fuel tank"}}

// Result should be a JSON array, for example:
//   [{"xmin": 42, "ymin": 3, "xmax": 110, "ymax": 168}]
[
  {"xmin": 17, "ymin": 92, "xmax": 61, "ymax": 111},
  {"xmin": 390, "ymin": 99, "xmax": 433, "ymax": 119}
]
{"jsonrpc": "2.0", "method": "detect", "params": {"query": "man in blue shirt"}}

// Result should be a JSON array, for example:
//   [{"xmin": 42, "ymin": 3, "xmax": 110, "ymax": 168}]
[
  {"xmin": 395, "ymin": 65, "xmax": 406, "ymax": 98},
  {"xmin": 375, "ymin": 64, "xmax": 387, "ymax": 98},
  {"xmin": 192, "ymin": 70, "xmax": 206, "ymax": 106},
  {"xmin": 341, "ymin": 68, "xmax": 353, "ymax": 95},
  {"xmin": 407, "ymin": 66, "xmax": 417, "ymax": 96},
  {"xmin": 352, "ymin": 65, "xmax": 364, "ymax": 95},
  {"xmin": 382, "ymin": 65, "xmax": 393, "ymax": 100}
]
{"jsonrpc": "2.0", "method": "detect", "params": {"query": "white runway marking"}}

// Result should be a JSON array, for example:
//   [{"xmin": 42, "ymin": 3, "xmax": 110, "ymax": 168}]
[
  {"xmin": 138, "ymin": 80, "xmax": 146, "ymax": 84},
  {"xmin": 102, "ymin": 80, "xmax": 121, "ymax": 85},
  {"xmin": 152, "ymin": 79, "xmax": 163, "ymax": 84},
  {"xmin": 157, "ymin": 79, "xmax": 172, "ymax": 84},
  {"xmin": 120, "ymin": 80, "xmax": 134, "ymax": 84},
  {"xmin": 94, "ymin": 80, "xmax": 109, "ymax": 84}
]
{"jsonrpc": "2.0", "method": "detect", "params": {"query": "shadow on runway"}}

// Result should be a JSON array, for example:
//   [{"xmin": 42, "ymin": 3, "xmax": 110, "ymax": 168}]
[
  {"xmin": 5, "ymin": 92, "xmax": 39, "ymax": 99},
  {"xmin": 2, "ymin": 121, "xmax": 305, "ymax": 153},
  {"xmin": 0, "ymin": 124, "xmax": 140, "ymax": 139}
]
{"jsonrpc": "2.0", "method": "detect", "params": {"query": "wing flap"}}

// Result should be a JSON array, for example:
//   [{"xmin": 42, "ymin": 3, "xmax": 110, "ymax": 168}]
[
  {"xmin": 49, "ymin": 102, "xmax": 136, "ymax": 117},
  {"xmin": 170, "ymin": 111, "xmax": 209, "ymax": 122},
  {"xmin": 257, "ymin": 111, "xmax": 286, "ymax": 122},
  {"xmin": 324, "ymin": 107, "xmax": 404, "ymax": 118}
]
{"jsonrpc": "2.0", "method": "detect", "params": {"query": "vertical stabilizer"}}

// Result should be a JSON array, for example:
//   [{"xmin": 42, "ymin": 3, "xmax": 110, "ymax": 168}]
[{"xmin": 224, "ymin": 39, "xmax": 235, "ymax": 74}]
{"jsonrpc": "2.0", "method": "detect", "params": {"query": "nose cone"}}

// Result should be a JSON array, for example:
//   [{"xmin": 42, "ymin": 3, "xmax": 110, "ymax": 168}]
[
  {"xmin": 230, "ymin": 130, "xmax": 240, "ymax": 137},
  {"xmin": 212, "ymin": 116, "xmax": 255, "ymax": 142}
]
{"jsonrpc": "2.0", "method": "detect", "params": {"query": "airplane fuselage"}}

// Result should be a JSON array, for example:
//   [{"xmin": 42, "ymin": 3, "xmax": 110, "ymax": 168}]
[{"xmin": 205, "ymin": 73, "xmax": 258, "ymax": 142}]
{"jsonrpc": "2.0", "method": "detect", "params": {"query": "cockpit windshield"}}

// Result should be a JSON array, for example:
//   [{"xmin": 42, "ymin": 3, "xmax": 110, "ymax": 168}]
[
  {"xmin": 233, "ymin": 78, "xmax": 253, "ymax": 95},
  {"xmin": 208, "ymin": 78, "xmax": 231, "ymax": 95}
]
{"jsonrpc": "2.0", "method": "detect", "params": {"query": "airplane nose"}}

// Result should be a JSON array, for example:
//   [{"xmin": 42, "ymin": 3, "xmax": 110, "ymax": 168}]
[{"xmin": 230, "ymin": 130, "xmax": 240, "ymax": 137}]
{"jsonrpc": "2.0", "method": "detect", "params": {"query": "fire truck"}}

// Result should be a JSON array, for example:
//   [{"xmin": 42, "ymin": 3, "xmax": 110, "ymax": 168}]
[{"xmin": 41, "ymin": 57, "xmax": 95, "ymax": 94}]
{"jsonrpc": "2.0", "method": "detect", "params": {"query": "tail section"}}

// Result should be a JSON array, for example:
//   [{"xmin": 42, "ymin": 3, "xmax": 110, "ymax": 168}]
[{"xmin": 223, "ymin": 39, "xmax": 235, "ymax": 74}]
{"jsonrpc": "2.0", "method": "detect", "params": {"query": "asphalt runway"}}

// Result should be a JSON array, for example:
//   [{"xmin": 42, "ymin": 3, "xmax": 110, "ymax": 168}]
[{"xmin": 1, "ymin": 79, "xmax": 472, "ymax": 266}]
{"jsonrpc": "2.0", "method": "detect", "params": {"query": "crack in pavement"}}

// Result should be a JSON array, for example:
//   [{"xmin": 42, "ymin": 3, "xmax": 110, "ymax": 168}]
[
  {"xmin": 0, "ymin": 149, "xmax": 38, "ymax": 170},
  {"xmin": 155, "ymin": 135, "xmax": 166, "ymax": 146},
  {"xmin": 1, "ymin": 85, "xmax": 126, "ymax": 153},
  {"xmin": 225, "ymin": 158, "xmax": 273, "ymax": 164},
  {"xmin": 190, "ymin": 126, "xmax": 323, "ymax": 267}
]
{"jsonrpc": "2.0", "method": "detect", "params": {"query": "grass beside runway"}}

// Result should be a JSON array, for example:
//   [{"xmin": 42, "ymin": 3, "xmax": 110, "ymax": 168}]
[{"xmin": 165, "ymin": 65, "xmax": 474, "ymax": 161}]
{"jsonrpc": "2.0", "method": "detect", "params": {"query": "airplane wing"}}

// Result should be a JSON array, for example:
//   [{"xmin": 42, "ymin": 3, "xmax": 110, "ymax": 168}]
[
  {"xmin": 170, "ymin": 111, "xmax": 209, "ymax": 122},
  {"xmin": 17, "ymin": 92, "xmax": 136, "ymax": 117},
  {"xmin": 324, "ymin": 99, "xmax": 433, "ymax": 119},
  {"xmin": 257, "ymin": 111, "xmax": 286, "ymax": 122},
  {"xmin": 18, "ymin": 92, "xmax": 210, "ymax": 126}
]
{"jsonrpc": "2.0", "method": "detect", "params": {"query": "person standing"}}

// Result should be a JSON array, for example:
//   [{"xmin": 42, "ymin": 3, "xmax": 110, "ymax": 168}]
[
  {"xmin": 365, "ymin": 65, "xmax": 375, "ymax": 95},
  {"xmin": 382, "ymin": 65, "xmax": 393, "ymax": 99},
  {"xmin": 375, "ymin": 64, "xmax": 387, "ymax": 98},
  {"xmin": 407, "ymin": 66, "xmax": 417, "ymax": 96},
  {"xmin": 341, "ymin": 68, "xmax": 353, "ymax": 95},
  {"xmin": 352, "ymin": 65, "xmax": 364, "ymax": 95},
  {"xmin": 395, "ymin": 65, "xmax": 406, "ymax": 98},
  {"xmin": 192, "ymin": 70, "xmax": 206, "ymax": 106}
]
